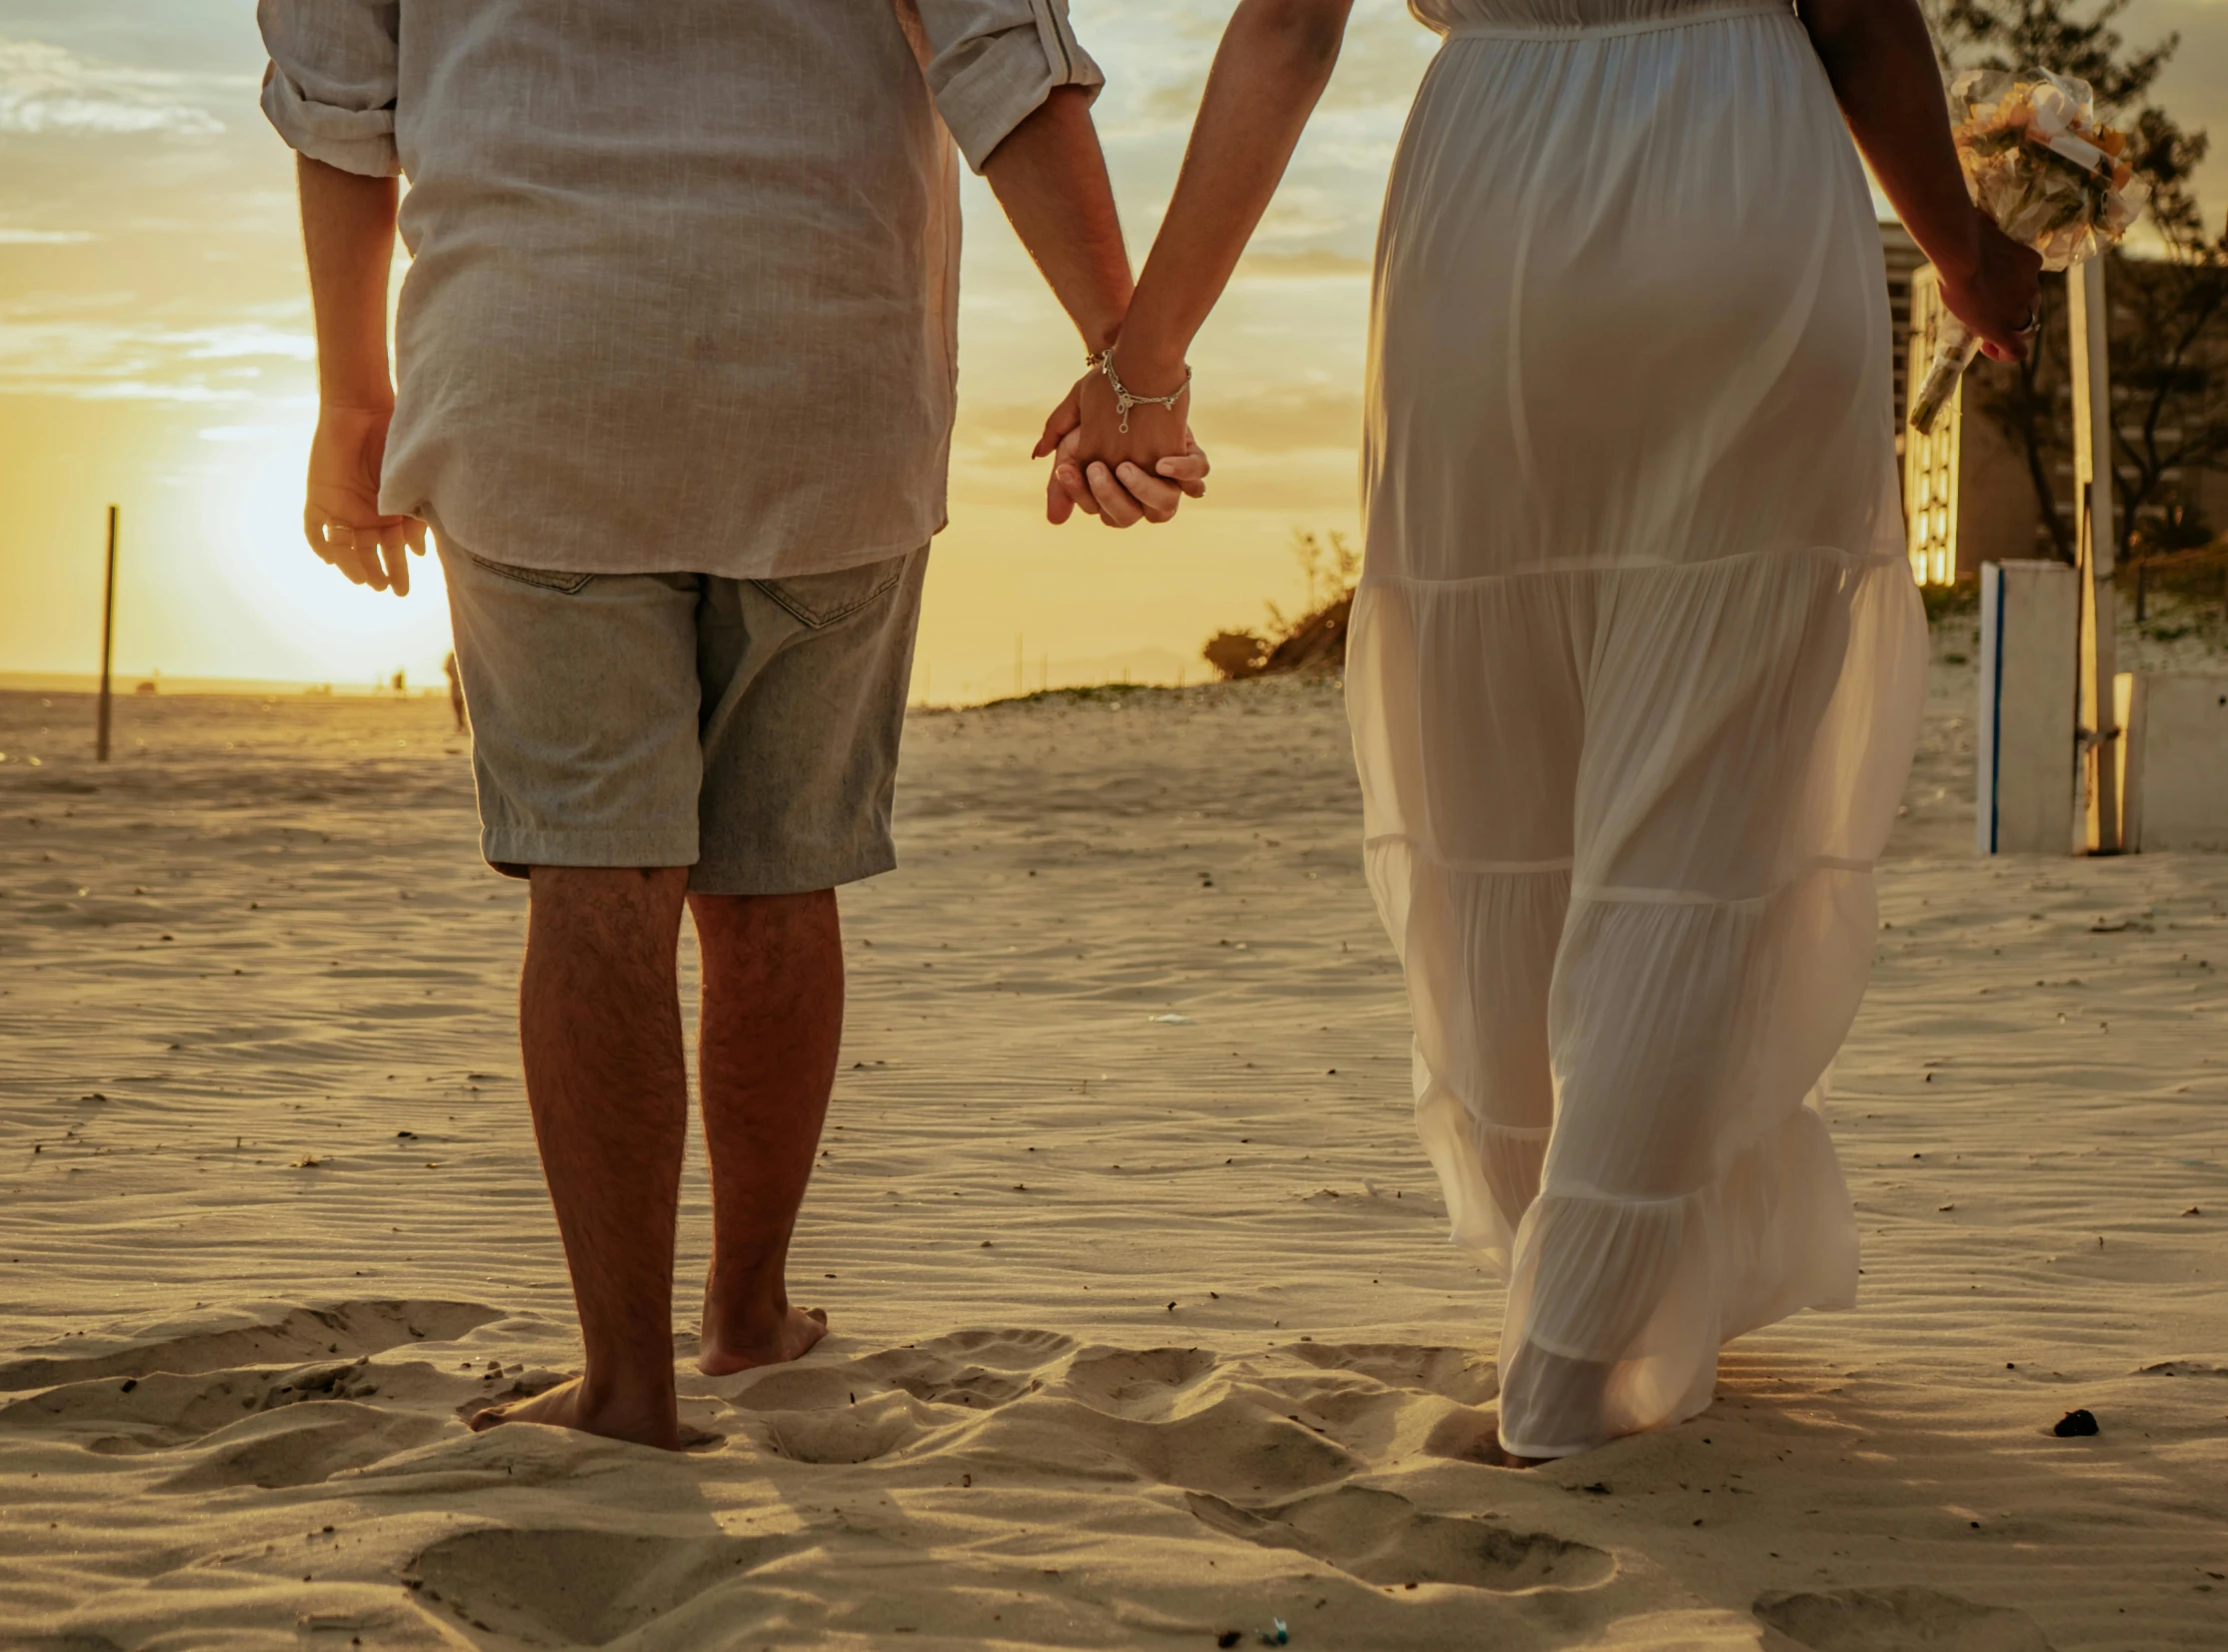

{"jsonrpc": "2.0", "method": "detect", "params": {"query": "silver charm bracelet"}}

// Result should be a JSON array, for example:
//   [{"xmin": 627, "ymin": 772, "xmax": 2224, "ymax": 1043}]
[{"xmin": 1089, "ymin": 348, "xmax": 1190, "ymax": 434}]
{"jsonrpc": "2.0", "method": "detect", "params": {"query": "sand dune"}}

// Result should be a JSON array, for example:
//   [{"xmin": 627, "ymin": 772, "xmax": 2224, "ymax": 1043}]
[{"xmin": 0, "ymin": 660, "xmax": 2222, "ymax": 1648}]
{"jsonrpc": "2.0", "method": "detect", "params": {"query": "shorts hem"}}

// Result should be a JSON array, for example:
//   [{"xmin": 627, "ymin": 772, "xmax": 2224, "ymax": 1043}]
[
  {"xmin": 689, "ymin": 843, "xmax": 898, "ymax": 897},
  {"xmin": 482, "ymin": 827, "xmax": 699, "ymax": 878}
]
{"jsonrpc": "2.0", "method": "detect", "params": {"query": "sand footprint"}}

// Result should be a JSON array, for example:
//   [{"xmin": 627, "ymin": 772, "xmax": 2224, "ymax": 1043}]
[
  {"xmin": 1234, "ymin": 1371, "xmax": 1431, "ymax": 1465},
  {"xmin": 948, "ymin": 1343, "xmax": 1362, "ymax": 1498},
  {"xmin": 159, "ymin": 1400, "xmax": 445, "ymax": 1491},
  {"xmin": 1, "ymin": 1357, "xmax": 388, "ymax": 1454},
  {"xmin": 718, "ymin": 1363, "xmax": 858, "ymax": 1414},
  {"xmin": 1058, "ymin": 1345, "xmax": 1220, "ymax": 1418},
  {"xmin": 916, "ymin": 1327, "xmax": 1077, "ymax": 1367},
  {"xmin": 856, "ymin": 1328, "xmax": 1075, "ymax": 1409},
  {"xmin": 721, "ymin": 1329, "xmax": 1075, "ymax": 1416},
  {"xmin": 0, "ymin": 1298, "xmax": 501, "ymax": 1392},
  {"xmin": 1753, "ymin": 1585, "xmax": 2053, "ymax": 1651},
  {"xmin": 1282, "ymin": 1342, "xmax": 1498, "ymax": 1406},
  {"xmin": 971, "ymin": 1384, "xmax": 1356, "ymax": 1500},
  {"xmin": 1186, "ymin": 1483, "xmax": 1614, "ymax": 1593},
  {"xmin": 754, "ymin": 1391, "xmax": 942, "ymax": 1465},
  {"xmin": 406, "ymin": 1525, "xmax": 795, "ymax": 1644}
]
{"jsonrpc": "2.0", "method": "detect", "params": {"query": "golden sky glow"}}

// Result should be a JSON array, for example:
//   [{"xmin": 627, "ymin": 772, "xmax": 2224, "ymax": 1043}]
[{"xmin": 2, "ymin": 0, "xmax": 2224, "ymax": 700}]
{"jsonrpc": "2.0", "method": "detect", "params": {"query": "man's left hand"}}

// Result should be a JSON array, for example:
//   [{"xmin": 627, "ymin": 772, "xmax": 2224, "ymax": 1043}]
[{"xmin": 305, "ymin": 403, "xmax": 427, "ymax": 595}]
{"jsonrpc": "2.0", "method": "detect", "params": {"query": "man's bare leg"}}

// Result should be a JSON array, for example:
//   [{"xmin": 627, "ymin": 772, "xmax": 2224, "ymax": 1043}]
[
  {"xmin": 473, "ymin": 864, "xmax": 693, "ymax": 1448},
  {"xmin": 692, "ymin": 888, "xmax": 841, "ymax": 1374}
]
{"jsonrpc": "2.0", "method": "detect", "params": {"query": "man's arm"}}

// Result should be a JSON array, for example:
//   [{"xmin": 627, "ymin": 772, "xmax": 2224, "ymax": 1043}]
[
  {"xmin": 299, "ymin": 154, "xmax": 423, "ymax": 594},
  {"xmin": 979, "ymin": 85, "xmax": 1130, "ymax": 356}
]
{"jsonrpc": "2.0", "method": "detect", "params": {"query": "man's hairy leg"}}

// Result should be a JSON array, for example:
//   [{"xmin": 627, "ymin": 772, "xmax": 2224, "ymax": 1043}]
[
  {"xmin": 473, "ymin": 864, "xmax": 697, "ymax": 1449},
  {"xmin": 692, "ymin": 889, "xmax": 840, "ymax": 1375}
]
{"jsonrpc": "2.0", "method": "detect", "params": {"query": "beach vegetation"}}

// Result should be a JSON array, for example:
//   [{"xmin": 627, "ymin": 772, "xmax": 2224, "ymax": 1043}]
[{"xmin": 1203, "ymin": 529, "xmax": 1361, "ymax": 680}]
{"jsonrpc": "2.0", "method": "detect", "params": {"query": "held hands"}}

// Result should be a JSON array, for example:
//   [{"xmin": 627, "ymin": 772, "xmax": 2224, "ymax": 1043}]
[
  {"xmin": 1939, "ymin": 210, "xmax": 2044, "ymax": 365},
  {"xmin": 304, "ymin": 403, "xmax": 427, "ymax": 596},
  {"xmin": 1035, "ymin": 352, "xmax": 1210, "ymax": 528}
]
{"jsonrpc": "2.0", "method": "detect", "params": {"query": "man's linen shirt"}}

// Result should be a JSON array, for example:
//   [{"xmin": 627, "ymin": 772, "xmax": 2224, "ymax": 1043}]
[{"xmin": 259, "ymin": 0, "xmax": 1101, "ymax": 576}]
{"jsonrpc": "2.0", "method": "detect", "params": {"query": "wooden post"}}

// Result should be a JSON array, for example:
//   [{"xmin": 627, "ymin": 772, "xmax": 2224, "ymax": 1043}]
[
  {"xmin": 96, "ymin": 505, "xmax": 118, "ymax": 763},
  {"xmin": 2066, "ymin": 259, "xmax": 2120, "ymax": 852}
]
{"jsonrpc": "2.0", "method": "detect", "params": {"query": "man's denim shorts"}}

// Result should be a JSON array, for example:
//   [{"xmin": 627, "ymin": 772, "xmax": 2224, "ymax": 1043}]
[{"xmin": 437, "ymin": 539, "xmax": 927, "ymax": 894}]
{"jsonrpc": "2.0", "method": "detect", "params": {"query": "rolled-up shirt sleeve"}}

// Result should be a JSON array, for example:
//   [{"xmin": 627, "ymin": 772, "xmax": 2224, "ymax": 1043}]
[
  {"xmin": 914, "ymin": 0, "xmax": 1104, "ymax": 174},
  {"xmin": 257, "ymin": 0, "xmax": 401, "ymax": 177}
]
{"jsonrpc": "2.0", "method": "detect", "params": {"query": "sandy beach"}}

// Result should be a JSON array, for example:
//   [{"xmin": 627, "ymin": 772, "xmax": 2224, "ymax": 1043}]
[{"xmin": 1, "ymin": 644, "xmax": 2224, "ymax": 1649}]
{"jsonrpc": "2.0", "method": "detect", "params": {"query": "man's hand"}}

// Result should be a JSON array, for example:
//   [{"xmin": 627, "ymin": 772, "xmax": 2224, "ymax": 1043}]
[
  {"xmin": 1034, "ymin": 368, "xmax": 1210, "ymax": 528},
  {"xmin": 305, "ymin": 403, "xmax": 426, "ymax": 594},
  {"xmin": 295, "ymin": 155, "xmax": 415, "ymax": 591}
]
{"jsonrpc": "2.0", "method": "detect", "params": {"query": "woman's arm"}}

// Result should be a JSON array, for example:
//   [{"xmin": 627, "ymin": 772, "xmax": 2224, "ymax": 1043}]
[
  {"xmin": 1797, "ymin": 0, "xmax": 2040, "ymax": 360},
  {"xmin": 1056, "ymin": 0, "xmax": 1356, "ymax": 503}
]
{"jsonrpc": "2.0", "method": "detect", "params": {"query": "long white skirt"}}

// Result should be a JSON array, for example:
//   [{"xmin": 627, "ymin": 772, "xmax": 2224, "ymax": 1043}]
[{"xmin": 1347, "ymin": 0, "xmax": 1927, "ymax": 1458}]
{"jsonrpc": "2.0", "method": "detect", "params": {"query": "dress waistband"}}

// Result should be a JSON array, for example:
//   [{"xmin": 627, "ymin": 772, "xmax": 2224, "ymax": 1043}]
[{"xmin": 1441, "ymin": 0, "xmax": 1792, "ymax": 41}]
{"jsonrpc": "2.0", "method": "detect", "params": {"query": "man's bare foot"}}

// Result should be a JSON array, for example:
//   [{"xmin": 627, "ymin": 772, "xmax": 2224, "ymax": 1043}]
[
  {"xmin": 467, "ymin": 1375, "xmax": 718, "ymax": 1451},
  {"xmin": 697, "ymin": 1302, "xmax": 829, "ymax": 1376}
]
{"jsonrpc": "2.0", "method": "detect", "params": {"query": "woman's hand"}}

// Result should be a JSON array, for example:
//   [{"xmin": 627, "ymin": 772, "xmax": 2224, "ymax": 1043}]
[{"xmin": 1937, "ymin": 211, "xmax": 2044, "ymax": 364}]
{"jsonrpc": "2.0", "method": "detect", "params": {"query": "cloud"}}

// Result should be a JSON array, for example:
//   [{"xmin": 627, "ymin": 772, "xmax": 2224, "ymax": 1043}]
[
  {"xmin": 180, "ymin": 324, "xmax": 315, "ymax": 362},
  {"xmin": 0, "ymin": 301, "xmax": 312, "ymax": 402},
  {"xmin": 0, "ymin": 40, "xmax": 225, "ymax": 137},
  {"xmin": 0, "ymin": 227, "xmax": 94, "ymax": 244},
  {"xmin": 1114, "ymin": 0, "xmax": 1433, "ymax": 126}
]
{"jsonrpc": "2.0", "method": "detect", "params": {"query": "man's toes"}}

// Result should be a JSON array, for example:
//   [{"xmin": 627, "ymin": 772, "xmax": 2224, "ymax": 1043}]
[{"xmin": 805, "ymin": 1306, "xmax": 828, "ymax": 1326}]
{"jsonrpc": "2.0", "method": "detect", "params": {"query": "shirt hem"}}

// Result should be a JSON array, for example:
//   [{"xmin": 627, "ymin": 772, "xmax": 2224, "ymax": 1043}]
[{"xmin": 415, "ymin": 505, "xmax": 945, "ymax": 584}]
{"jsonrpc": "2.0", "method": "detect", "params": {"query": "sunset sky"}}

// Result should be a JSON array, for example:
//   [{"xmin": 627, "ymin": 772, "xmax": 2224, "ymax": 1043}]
[{"xmin": 2, "ymin": 0, "xmax": 2223, "ymax": 701}]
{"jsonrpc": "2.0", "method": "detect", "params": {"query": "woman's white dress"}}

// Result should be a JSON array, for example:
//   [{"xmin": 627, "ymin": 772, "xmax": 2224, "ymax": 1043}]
[{"xmin": 1346, "ymin": 0, "xmax": 1926, "ymax": 1458}]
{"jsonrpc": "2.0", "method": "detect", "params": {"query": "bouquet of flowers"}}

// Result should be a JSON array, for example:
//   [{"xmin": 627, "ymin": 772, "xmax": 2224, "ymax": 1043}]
[{"xmin": 1906, "ymin": 67, "xmax": 2148, "ymax": 436}]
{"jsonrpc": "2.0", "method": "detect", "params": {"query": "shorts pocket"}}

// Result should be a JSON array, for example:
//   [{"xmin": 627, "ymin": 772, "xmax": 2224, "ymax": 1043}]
[
  {"xmin": 460, "ymin": 549, "xmax": 596, "ymax": 596},
  {"xmin": 751, "ymin": 553, "xmax": 911, "ymax": 629}
]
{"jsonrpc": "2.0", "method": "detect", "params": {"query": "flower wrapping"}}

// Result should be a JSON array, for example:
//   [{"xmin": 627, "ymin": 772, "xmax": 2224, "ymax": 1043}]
[{"xmin": 1906, "ymin": 68, "xmax": 2149, "ymax": 436}]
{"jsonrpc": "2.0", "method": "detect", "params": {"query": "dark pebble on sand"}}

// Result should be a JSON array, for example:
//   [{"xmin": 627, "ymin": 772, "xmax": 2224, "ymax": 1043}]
[
  {"xmin": 2054, "ymin": 1408, "xmax": 2100, "ymax": 1437},
  {"xmin": 1218, "ymin": 1635, "xmax": 1241, "ymax": 1649}
]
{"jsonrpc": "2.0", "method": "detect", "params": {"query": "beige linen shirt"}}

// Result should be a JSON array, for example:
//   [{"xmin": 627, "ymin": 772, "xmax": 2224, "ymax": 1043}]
[{"xmin": 259, "ymin": 0, "xmax": 1101, "ymax": 577}]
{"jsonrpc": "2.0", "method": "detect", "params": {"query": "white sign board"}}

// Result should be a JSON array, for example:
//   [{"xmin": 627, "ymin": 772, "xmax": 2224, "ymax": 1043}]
[
  {"xmin": 2116, "ymin": 673, "xmax": 2228, "ymax": 850},
  {"xmin": 1978, "ymin": 561, "xmax": 2078, "ymax": 854}
]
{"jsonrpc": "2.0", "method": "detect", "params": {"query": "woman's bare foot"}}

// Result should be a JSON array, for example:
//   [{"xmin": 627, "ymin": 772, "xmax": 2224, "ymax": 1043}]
[
  {"xmin": 467, "ymin": 1375, "xmax": 719, "ymax": 1451},
  {"xmin": 1458, "ymin": 1409, "xmax": 1550, "ymax": 1467},
  {"xmin": 1476, "ymin": 1437, "xmax": 1551, "ymax": 1468},
  {"xmin": 697, "ymin": 1301, "xmax": 829, "ymax": 1376}
]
